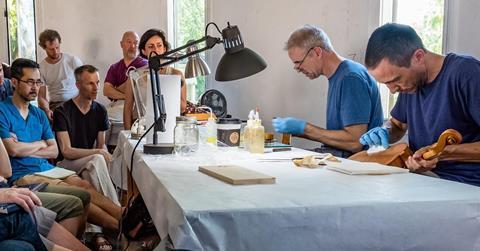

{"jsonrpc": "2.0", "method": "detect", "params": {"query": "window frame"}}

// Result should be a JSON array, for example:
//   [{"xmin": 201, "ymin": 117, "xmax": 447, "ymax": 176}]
[{"xmin": 4, "ymin": 0, "xmax": 37, "ymax": 63}]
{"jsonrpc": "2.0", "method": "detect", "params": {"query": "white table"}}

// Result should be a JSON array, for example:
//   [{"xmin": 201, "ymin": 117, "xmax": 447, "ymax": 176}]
[{"xmin": 116, "ymin": 131, "xmax": 480, "ymax": 251}]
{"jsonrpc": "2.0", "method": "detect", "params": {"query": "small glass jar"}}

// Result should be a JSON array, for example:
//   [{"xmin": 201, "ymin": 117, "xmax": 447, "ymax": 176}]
[{"xmin": 174, "ymin": 116, "xmax": 199, "ymax": 155}]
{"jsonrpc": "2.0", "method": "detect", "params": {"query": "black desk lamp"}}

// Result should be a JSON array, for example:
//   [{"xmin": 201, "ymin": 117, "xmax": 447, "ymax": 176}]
[{"xmin": 143, "ymin": 22, "xmax": 267, "ymax": 154}]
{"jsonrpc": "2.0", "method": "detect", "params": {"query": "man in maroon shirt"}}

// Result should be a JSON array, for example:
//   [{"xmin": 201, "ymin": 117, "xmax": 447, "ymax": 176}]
[{"xmin": 103, "ymin": 31, "xmax": 147, "ymax": 121}]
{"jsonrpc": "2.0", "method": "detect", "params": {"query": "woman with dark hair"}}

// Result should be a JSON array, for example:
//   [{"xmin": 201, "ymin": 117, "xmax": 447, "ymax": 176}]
[{"xmin": 123, "ymin": 28, "xmax": 187, "ymax": 130}]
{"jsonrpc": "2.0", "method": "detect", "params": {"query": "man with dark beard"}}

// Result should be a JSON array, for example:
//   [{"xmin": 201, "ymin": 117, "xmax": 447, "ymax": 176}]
[{"xmin": 359, "ymin": 23, "xmax": 480, "ymax": 186}]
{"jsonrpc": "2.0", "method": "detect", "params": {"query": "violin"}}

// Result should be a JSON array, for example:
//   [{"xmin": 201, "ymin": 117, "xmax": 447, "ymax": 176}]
[
  {"xmin": 422, "ymin": 129, "xmax": 462, "ymax": 160},
  {"xmin": 349, "ymin": 129, "xmax": 462, "ymax": 168}
]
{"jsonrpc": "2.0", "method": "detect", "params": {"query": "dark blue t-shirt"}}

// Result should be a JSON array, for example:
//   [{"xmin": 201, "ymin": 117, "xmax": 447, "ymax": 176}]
[
  {"xmin": 391, "ymin": 53, "xmax": 480, "ymax": 186},
  {"xmin": 0, "ymin": 97, "xmax": 55, "ymax": 183},
  {"xmin": 327, "ymin": 60, "xmax": 384, "ymax": 131}
]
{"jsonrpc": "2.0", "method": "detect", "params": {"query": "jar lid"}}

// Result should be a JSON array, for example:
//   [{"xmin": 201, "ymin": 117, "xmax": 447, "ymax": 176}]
[
  {"xmin": 176, "ymin": 116, "xmax": 197, "ymax": 123},
  {"xmin": 218, "ymin": 118, "xmax": 241, "ymax": 124}
]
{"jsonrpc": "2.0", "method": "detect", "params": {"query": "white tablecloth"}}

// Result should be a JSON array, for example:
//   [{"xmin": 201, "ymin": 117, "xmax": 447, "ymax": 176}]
[{"xmin": 117, "ymin": 131, "xmax": 480, "ymax": 251}]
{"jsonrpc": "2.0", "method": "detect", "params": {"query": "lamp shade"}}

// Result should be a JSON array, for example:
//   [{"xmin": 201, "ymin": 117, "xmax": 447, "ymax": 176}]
[
  {"xmin": 184, "ymin": 42, "xmax": 211, "ymax": 79},
  {"xmin": 215, "ymin": 24, "xmax": 267, "ymax": 81},
  {"xmin": 185, "ymin": 55, "xmax": 211, "ymax": 79},
  {"xmin": 215, "ymin": 48, "xmax": 267, "ymax": 81}
]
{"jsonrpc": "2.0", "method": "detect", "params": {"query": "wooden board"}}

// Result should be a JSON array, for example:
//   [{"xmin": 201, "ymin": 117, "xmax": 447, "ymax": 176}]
[{"xmin": 199, "ymin": 165, "xmax": 276, "ymax": 185}]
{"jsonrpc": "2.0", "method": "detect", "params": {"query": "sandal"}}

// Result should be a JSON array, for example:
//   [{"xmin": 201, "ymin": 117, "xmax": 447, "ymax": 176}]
[
  {"xmin": 92, "ymin": 233, "xmax": 113, "ymax": 251},
  {"xmin": 139, "ymin": 233, "xmax": 160, "ymax": 250}
]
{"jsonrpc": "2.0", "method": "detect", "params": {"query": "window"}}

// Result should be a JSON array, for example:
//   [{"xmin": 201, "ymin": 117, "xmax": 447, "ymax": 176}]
[
  {"xmin": 6, "ymin": 0, "xmax": 36, "ymax": 62},
  {"xmin": 379, "ymin": 0, "xmax": 445, "ymax": 118},
  {"xmin": 172, "ymin": 0, "xmax": 207, "ymax": 103}
]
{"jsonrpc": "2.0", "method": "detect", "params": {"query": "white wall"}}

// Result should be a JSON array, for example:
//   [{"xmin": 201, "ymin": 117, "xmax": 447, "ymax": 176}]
[
  {"xmin": 35, "ymin": 0, "xmax": 169, "ymax": 104},
  {"xmin": 1, "ymin": 0, "xmax": 474, "ymax": 150},
  {"xmin": 32, "ymin": 0, "xmax": 382, "ymax": 149},
  {"xmin": 208, "ymin": 0, "xmax": 380, "ymax": 148},
  {"xmin": 444, "ymin": 0, "xmax": 480, "ymax": 58},
  {"xmin": 10, "ymin": 0, "xmax": 480, "ymax": 149}
]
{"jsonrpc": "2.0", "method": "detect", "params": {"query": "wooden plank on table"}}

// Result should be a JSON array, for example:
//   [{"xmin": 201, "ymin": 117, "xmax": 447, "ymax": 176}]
[{"xmin": 199, "ymin": 165, "xmax": 276, "ymax": 185}]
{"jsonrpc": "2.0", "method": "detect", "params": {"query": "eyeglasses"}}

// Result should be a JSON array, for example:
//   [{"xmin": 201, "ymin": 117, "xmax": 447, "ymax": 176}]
[
  {"xmin": 18, "ymin": 79, "xmax": 44, "ymax": 87},
  {"xmin": 294, "ymin": 47, "xmax": 314, "ymax": 71}
]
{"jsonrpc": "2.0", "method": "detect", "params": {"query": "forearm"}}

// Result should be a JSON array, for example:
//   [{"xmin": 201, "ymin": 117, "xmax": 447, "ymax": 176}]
[
  {"xmin": 0, "ymin": 142, "xmax": 12, "ymax": 178},
  {"xmin": 123, "ymin": 109, "xmax": 133, "ymax": 130},
  {"xmin": 387, "ymin": 119, "xmax": 407, "ymax": 143},
  {"xmin": 38, "ymin": 96, "xmax": 50, "ymax": 111},
  {"xmin": 123, "ymin": 83, "xmax": 133, "ymax": 130},
  {"xmin": 104, "ymin": 84, "xmax": 125, "ymax": 100},
  {"xmin": 439, "ymin": 142, "xmax": 480, "ymax": 162},
  {"xmin": 31, "ymin": 144, "xmax": 58, "ymax": 159},
  {"xmin": 61, "ymin": 147, "xmax": 99, "ymax": 160},
  {"xmin": 6, "ymin": 141, "xmax": 45, "ymax": 157},
  {"xmin": 181, "ymin": 84, "xmax": 187, "ymax": 113},
  {"xmin": 38, "ymin": 87, "xmax": 50, "ymax": 110},
  {"xmin": 302, "ymin": 123, "xmax": 364, "ymax": 153}
]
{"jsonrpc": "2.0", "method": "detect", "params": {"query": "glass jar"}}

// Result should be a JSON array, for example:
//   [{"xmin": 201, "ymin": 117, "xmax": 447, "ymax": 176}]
[{"xmin": 174, "ymin": 116, "xmax": 199, "ymax": 155}]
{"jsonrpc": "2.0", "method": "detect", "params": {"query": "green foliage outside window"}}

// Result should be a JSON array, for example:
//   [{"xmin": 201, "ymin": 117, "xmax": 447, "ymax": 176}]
[
  {"xmin": 413, "ymin": 0, "xmax": 444, "ymax": 54},
  {"xmin": 7, "ymin": 0, "xmax": 19, "ymax": 61},
  {"xmin": 175, "ymin": 0, "xmax": 206, "ymax": 102},
  {"xmin": 6, "ymin": 0, "xmax": 36, "ymax": 62}
]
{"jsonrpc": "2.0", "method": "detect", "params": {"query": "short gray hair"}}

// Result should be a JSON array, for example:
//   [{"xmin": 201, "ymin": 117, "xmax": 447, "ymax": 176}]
[
  {"xmin": 285, "ymin": 24, "xmax": 333, "ymax": 52},
  {"xmin": 74, "ymin": 65, "xmax": 98, "ymax": 81}
]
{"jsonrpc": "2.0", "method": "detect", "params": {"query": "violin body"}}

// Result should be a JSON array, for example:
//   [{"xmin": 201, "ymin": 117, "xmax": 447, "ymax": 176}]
[
  {"xmin": 349, "ymin": 129, "xmax": 462, "ymax": 168},
  {"xmin": 349, "ymin": 143, "xmax": 412, "ymax": 168}
]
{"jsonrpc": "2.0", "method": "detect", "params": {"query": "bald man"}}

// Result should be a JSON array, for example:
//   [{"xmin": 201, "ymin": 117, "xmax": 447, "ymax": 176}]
[{"xmin": 103, "ymin": 31, "xmax": 147, "ymax": 121}]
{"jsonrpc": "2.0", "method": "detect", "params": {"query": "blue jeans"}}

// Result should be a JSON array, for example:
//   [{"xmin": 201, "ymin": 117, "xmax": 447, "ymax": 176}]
[
  {"xmin": 0, "ymin": 210, "xmax": 47, "ymax": 251},
  {"xmin": 0, "ymin": 240, "xmax": 35, "ymax": 251}
]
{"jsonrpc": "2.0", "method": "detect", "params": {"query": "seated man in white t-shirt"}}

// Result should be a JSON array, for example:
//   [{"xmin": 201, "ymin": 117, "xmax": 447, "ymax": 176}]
[{"xmin": 37, "ymin": 29, "xmax": 83, "ymax": 120}]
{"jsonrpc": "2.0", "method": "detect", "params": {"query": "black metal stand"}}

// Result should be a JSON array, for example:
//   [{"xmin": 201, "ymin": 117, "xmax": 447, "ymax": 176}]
[{"xmin": 143, "ymin": 62, "xmax": 174, "ymax": 154}]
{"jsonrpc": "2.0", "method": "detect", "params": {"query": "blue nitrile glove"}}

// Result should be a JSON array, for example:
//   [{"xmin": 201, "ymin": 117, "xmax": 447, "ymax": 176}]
[
  {"xmin": 359, "ymin": 127, "xmax": 389, "ymax": 149},
  {"xmin": 272, "ymin": 117, "xmax": 307, "ymax": 135}
]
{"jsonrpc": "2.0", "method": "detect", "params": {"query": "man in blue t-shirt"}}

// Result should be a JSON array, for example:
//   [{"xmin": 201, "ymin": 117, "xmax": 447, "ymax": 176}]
[
  {"xmin": 0, "ymin": 58, "xmax": 122, "ymax": 231},
  {"xmin": 360, "ymin": 23, "xmax": 480, "ymax": 186},
  {"xmin": 273, "ymin": 24, "xmax": 383, "ymax": 157}
]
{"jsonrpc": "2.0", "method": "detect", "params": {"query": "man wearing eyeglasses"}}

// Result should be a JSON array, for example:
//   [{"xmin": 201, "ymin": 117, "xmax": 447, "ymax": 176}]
[
  {"xmin": 272, "ymin": 24, "xmax": 383, "ymax": 157},
  {"xmin": 0, "ymin": 59, "xmax": 123, "ymax": 232}
]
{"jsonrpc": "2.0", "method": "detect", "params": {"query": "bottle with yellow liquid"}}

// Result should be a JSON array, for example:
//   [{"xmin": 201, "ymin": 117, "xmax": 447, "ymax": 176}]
[
  {"xmin": 249, "ymin": 110, "xmax": 264, "ymax": 154},
  {"xmin": 206, "ymin": 115, "xmax": 217, "ymax": 146},
  {"xmin": 243, "ymin": 110, "xmax": 255, "ymax": 151}
]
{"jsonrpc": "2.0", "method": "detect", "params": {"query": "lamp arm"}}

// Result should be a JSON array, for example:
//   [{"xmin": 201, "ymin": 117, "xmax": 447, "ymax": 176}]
[
  {"xmin": 150, "ymin": 36, "xmax": 222, "ymax": 69},
  {"xmin": 205, "ymin": 22, "xmax": 222, "ymax": 36}
]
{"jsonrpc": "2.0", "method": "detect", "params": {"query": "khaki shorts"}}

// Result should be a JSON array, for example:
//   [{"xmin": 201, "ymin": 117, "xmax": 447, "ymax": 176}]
[
  {"xmin": 14, "ymin": 175, "xmax": 91, "ymax": 221},
  {"xmin": 35, "ymin": 188, "xmax": 85, "ymax": 221},
  {"xmin": 14, "ymin": 173, "xmax": 80, "ymax": 187}
]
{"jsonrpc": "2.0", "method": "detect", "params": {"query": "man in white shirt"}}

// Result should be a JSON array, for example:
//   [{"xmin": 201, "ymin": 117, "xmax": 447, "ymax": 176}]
[{"xmin": 38, "ymin": 29, "xmax": 83, "ymax": 120}]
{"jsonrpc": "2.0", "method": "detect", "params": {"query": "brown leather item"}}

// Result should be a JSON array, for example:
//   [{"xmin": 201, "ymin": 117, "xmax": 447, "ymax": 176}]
[{"xmin": 348, "ymin": 143, "xmax": 413, "ymax": 168}]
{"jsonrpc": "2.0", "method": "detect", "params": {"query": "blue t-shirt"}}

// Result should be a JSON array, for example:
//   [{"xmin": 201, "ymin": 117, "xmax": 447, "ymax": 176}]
[
  {"xmin": 0, "ymin": 97, "xmax": 55, "ymax": 183},
  {"xmin": 327, "ymin": 60, "xmax": 384, "ymax": 131},
  {"xmin": 0, "ymin": 79, "xmax": 13, "ymax": 102},
  {"xmin": 391, "ymin": 53, "xmax": 480, "ymax": 186}
]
